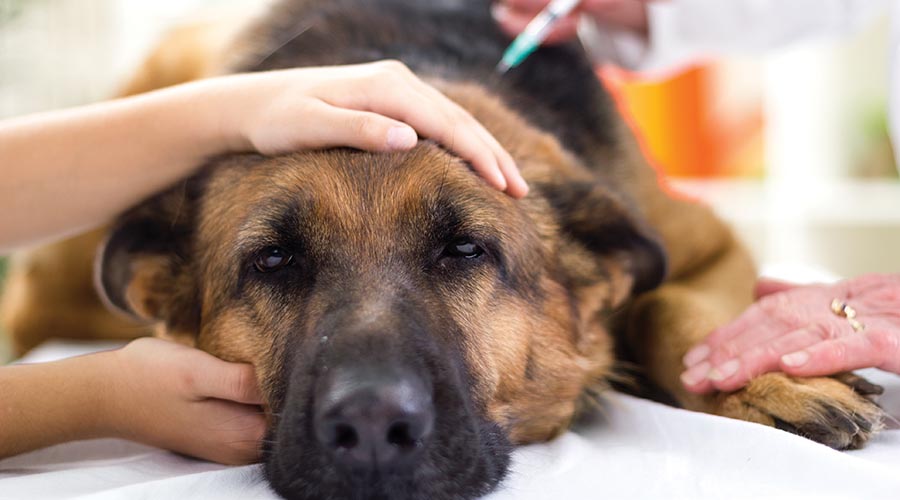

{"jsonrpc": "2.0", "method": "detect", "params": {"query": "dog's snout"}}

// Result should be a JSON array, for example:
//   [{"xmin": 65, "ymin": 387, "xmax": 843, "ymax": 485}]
[{"xmin": 314, "ymin": 367, "xmax": 435, "ymax": 470}]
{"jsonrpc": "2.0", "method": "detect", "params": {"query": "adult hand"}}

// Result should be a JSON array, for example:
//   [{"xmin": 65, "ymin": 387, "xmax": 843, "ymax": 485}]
[
  {"xmin": 492, "ymin": 0, "xmax": 652, "ymax": 44},
  {"xmin": 681, "ymin": 274, "xmax": 900, "ymax": 394},
  {"xmin": 109, "ymin": 338, "xmax": 266, "ymax": 465},
  {"xmin": 223, "ymin": 60, "xmax": 527, "ymax": 197}
]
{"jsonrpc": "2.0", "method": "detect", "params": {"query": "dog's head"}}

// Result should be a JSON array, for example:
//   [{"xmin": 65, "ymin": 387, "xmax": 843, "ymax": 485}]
[{"xmin": 97, "ymin": 102, "xmax": 664, "ymax": 499}]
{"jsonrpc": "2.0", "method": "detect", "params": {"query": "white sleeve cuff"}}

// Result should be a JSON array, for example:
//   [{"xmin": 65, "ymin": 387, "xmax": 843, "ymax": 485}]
[
  {"xmin": 577, "ymin": 16, "xmax": 651, "ymax": 71},
  {"xmin": 578, "ymin": 0, "xmax": 892, "ymax": 77}
]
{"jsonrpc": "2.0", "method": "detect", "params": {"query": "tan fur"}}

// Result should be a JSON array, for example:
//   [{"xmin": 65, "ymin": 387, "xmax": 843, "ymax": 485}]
[
  {"xmin": 0, "ymin": 229, "xmax": 145, "ymax": 354},
  {"xmin": 0, "ymin": 17, "xmax": 884, "ymax": 452}
]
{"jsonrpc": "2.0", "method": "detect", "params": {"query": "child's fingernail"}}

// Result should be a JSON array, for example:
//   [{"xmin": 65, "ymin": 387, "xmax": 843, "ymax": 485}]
[
  {"xmin": 708, "ymin": 359, "xmax": 740, "ymax": 381},
  {"xmin": 511, "ymin": 167, "xmax": 528, "ymax": 195},
  {"xmin": 386, "ymin": 126, "xmax": 417, "ymax": 149},
  {"xmin": 683, "ymin": 344, "xmax": 710, "ymax": 367},
  {"xmin": 781, "ymin": 351, "xmax": 810, "ymax": 367},
  {"xmin": 516, "ymin": 180, "xmax": 529, "ymax": 197},
  {"xmin": 680, "ymin": 362, "xmax": 710, "ymax": 386},
  {"xmin": 489, "ymin": 167, "xmax": 508, "ymax": 191}
]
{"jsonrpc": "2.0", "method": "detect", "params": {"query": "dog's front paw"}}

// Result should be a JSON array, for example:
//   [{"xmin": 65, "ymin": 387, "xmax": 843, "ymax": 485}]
[{"xmin": 714, "ymin": 372, "xmax": 885, "ymax": 450}]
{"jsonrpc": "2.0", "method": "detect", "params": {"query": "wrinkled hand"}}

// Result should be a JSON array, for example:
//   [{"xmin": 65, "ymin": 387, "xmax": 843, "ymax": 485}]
[
  {"xmin": 225, "ymin": 60, "xmax": 527, "ymax": 198},
  {"xmin": 492, "ymin": 0, "xmax": 652, "ymax": 44},
  {"xmin": 681, "ymin": 274, "xmax": 900, "ymax": 394},
  {"xmin": 109, "ymin": 338, "xmax": 266, "ymax": 465}
]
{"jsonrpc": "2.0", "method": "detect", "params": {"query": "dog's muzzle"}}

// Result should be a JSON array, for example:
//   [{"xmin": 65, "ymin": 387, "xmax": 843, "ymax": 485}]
[{"xmin": 314, "ymin": 362, "xmax": 435, "ymax": 471}]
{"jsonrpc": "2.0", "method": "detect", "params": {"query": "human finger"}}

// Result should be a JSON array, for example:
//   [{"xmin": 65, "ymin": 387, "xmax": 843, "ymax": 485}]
[
  {"xmin": 754, "ymin": 278, "xmax": 799, "ymax": 299},
  {"xmin": 703, "ymin": 322, "xmax": 796, "ymax": 368},
  {"xmin": 704, "ymin": 312, "xmax": 848, "ymax": 370},
  {"xmin": 704, "ymin": 327, "xmax": 829, "ymax": 392},
  {"xmin": 331, "ymin": 69, "xmax": 523, "ymax": 195},
  {"xmin": 287, "ymin": 101, "xmax": 419, "ymax": 153},
  {"xmin": 683, "ymin": 306, "xmax": 771, "ymax": 368},
  {"xmin": 192, "ymin": 361, "xmax": 264, "ymax": 405},
  {"xmin": 780, "ymin": 329, "xmax": 899, "ymax": 376},
  {"xmin": 191, "ymin": 400, "xmax": 267, "ymax": 465},
  {"xmin": 680, "ymin": 361, "xmax": 716, "ymax": 394},
  {"xmin": 701, "ymin": 310, "xmax": 848, "ymax": 368},
  {"xmin": 492, "ymin": 3, "xmax": 581, "ymax": 44},
  {"xmin": 682, "ymin": 324, "xmax": 831, "ymax": 393},
  {"xmin": 499, "ymin": 0, "xmax": 552, "ymax": 11},
  {"xmin": 407, "ymin": 77, "xmax": 528, "ymax": 197},
  {"xmin": 501, "ymin": 0, "xmax": 648, "ymax": 10}
]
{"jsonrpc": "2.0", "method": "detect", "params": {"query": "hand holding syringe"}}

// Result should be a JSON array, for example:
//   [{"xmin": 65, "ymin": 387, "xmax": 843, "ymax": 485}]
[
  {"xmin": 494, "ymin": 0, "xmax": 651, "ymax": 72},
  {"xmin": 497, "ymin": 0, "xmax": 582, "ymax": 73}
]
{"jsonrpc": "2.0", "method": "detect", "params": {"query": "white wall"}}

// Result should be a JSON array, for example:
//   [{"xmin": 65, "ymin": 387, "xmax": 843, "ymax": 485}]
[
  {"xmin": 0, "ymin": 0, "xmax": 262, "ymax": 118},
  {"xmin": 764, "ymin": 15, "xmax": 894, "ymax": 181}
]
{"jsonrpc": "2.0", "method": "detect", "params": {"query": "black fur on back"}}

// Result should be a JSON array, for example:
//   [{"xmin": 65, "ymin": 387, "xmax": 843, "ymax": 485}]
[{"xmin": 234, "ymin": 0, "xmax": 618, "ymax": 162}]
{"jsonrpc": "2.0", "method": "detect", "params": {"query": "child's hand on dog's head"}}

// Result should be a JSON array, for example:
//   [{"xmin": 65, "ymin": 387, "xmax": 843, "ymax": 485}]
[
  {"xmin": 0, "ymin": 60, "xmax": 525, "ymax": 252},
  {"xmin": 219, "ymin": 61, "xmax": 528, "ymax": 198},
  {"xmin": 108, "ymin": 338, "xmax": 266, "ymax": 465}
]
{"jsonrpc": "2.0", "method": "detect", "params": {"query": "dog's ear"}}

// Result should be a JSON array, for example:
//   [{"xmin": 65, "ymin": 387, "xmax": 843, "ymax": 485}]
[
  {"xmin": 96, "ymin": 179, "xmax": 204, "ymax": 338},
  {"xmin": 539, "ymin": 180, "xmax": 667, "ymax": 303}
]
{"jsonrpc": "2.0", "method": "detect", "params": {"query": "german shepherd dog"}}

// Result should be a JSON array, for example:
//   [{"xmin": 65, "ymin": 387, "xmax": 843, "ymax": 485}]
[{"xmin": 1, "ymin": 0, "xmax": 885, "ymax": 499}]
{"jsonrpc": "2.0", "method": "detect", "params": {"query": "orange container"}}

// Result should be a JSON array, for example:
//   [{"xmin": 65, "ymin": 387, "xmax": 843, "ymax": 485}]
[{"xmin": 601, "ymin": 64, "xmax": 764, "ymax": 178}]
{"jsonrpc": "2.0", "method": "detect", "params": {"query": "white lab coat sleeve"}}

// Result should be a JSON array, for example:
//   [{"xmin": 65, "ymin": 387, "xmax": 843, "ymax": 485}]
[
  {"xmin": 890, "ymin": 7, "xmax": 900, "ymax": 171},
  {"xmin": 579, "ymin": 0, "xmax": 893, "ymax": 75}
]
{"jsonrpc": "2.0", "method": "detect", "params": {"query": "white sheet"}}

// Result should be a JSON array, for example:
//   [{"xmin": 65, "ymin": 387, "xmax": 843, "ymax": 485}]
[{"xmin": 1, "ymin": 341, "xmax": 899, "ymax": 500}]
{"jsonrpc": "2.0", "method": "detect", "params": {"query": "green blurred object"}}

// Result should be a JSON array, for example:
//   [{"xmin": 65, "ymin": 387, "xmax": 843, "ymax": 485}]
[
  {"xmin": 0, "ymin": 0, "xmax": 45, "ymax": 25},
  {"xmin": 0, "ymin": 0, "xmax": 26, "ymax": 24},
  {"xmin": 0, "ymin": 256, "xmax": 7, "ymax": 283},
  {"xmin": 856, "ymin": 102, "xmax": 899, "ymax": 179}
]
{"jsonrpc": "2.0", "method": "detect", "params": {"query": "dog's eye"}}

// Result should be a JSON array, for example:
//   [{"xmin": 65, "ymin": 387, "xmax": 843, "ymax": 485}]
[
  {"xmin": 254, "ymin": 247, "xmax": 293, "ymax": 273},
  {"xmin": 443, "ymin": 239, "xmax": 484, "ymax": 259}
]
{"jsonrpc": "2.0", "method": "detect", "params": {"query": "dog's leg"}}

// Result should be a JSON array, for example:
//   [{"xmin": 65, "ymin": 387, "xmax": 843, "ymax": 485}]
[
  {"xmin": 622, "ymin": 181, "xmax": 884, "ymax": 449},
  {"xmin": 0, "ymin": 230, "xmax": 150, "ymax": 354},
  {"xmin": 624, "ymin": 222, "xmax": 755, "ymax": 409}
]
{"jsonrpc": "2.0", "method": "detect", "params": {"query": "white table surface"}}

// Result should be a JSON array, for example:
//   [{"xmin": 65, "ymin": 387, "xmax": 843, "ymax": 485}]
[{"xmin": 1, "ymin": 340, "xmax": 899, "ymax": 500}]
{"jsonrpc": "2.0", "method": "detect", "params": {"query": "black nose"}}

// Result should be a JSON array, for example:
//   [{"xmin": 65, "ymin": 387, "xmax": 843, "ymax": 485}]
[{"xmin": 314, "ymin": 367, "xmax": 435, "ymax": 470}]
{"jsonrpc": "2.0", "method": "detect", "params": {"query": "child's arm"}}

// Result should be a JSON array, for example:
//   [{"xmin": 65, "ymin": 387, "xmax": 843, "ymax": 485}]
[
  {"xmin": 0, "ymin": 338, "xmax": 265, "ymax": 465},
  {"xmin": 0, "ymin": 60, "xmax": 526, "ymax": 252}
]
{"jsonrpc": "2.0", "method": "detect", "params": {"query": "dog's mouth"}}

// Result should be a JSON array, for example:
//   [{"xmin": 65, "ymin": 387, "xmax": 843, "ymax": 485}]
[{"xmin": 260, "ymin": 321, "xmax": 512, "ymax": 500}]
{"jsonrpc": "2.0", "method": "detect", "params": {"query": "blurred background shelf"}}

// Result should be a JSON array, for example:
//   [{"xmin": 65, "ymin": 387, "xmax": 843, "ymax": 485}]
[
  {"xmin": 673, "ymin": 178, "xmax": 900, "ymax": 278},
  {"xmin": 0, "ymin": 0, "xmax": 260, "ymax": 118}
]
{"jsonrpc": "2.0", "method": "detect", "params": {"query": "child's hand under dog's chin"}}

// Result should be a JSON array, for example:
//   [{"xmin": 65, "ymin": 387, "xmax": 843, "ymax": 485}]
[
  {"xmin": 0, "ymin": 338, "xmax": 265, "ymax": 464},
  {"xmin": 106, "ymin": 337, "xmax": 266, "ymax": 465}
]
